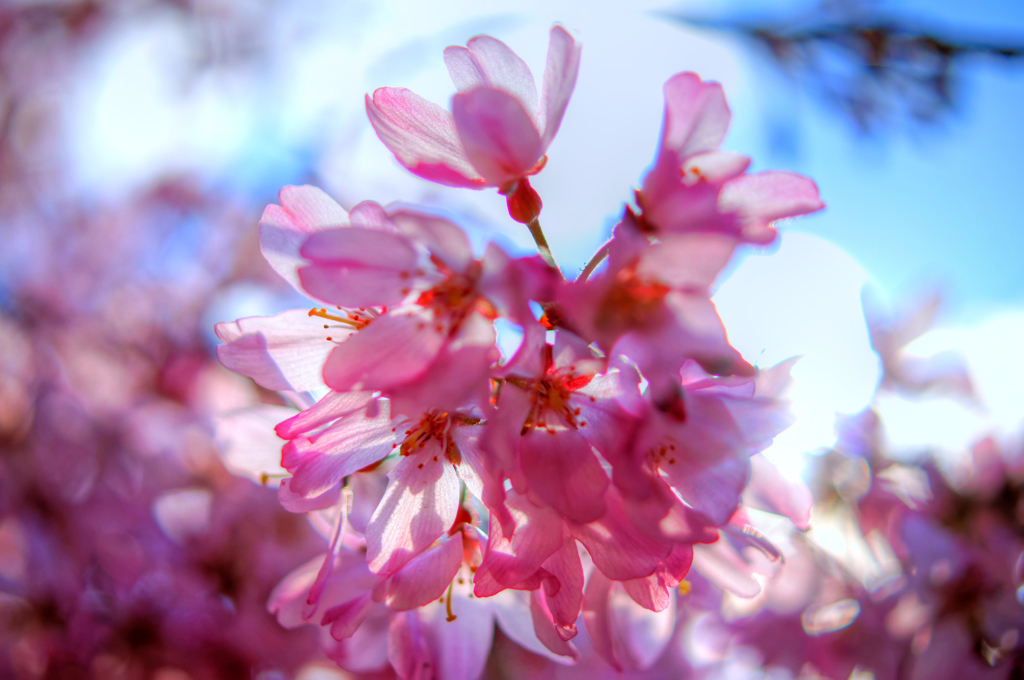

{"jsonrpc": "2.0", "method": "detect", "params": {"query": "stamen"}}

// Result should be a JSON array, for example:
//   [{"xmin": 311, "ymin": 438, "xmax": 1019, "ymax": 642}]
[
  {"xmin": 308, "ymin": 307, "xmax": 363, "ymax": 328},
  {"xmin": 444, "ymin": 581, "xmax": 457, "ymax": 622}
]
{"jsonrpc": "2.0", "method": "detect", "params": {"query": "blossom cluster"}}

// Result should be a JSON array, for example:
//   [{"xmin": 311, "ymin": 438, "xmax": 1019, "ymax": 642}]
[{"xmin": 216, "ymin": 26, "xmax": 825, "ymax": 677}]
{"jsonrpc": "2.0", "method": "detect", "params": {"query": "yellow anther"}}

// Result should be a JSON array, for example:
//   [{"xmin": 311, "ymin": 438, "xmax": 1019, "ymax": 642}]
[
  {"xmin": 678, "ymin": 580, "xmax": 692, "ymax": 596},
  {"xmin": 308, "ymin": 307, "xmax": 362, "ymax": 328}
]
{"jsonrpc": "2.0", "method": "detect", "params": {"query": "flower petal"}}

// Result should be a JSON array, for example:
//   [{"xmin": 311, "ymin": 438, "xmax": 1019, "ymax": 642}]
[
  {"xmin": 386, "ymin": 533, "xmax": 463, "ymax": 611},
  {"xmin": 299, "ymin": 227, "xmax": 419, "ymax": 308},
  {"xmin": 491, "ymin": 589, "xmax": 579, "ymax": 664},
  {"xmin": 258, "ymin": 185, "xmax": 349, "ymax": 292},
  {"xmin": 452, "ymin": 87, "xmax": 543, "ymax": 185},
  {"xmin": 474, "ymin": 491, "xmax": 564, "ymax": 595},
  {"xmin": 389, "ymin": 209, "xmax": 474, "ymax": 273},
  {"xmin": 718, "ymin": 171, "xmax": 824, "ymax": 244},
  {"xmin": 540, "ymin": 535, "xmax": 584, "ymax": 635},
  {"xmin": 215, "ymin": 309, "xmax": 340, "ymax": 392},
  {"xmin": 281, "ymin": 403, "xmax": 394, "ymax": 498},
  {"xmin": 570, "ymin": 488, "xmax": 672, "ymax": 581},
  {"xmin": 518, "ymin": 428, "xmax": 608, "ymax": 524},
  {"xmin": 365, "ymin": 449, "xmax": 460, "ymax": 575},
  {"xmin": 388, "ymin": 611, "xmax": 435, "ymax": 679},
  {"xmin": 445, "ymin": 36, "xmax": 538, "ymax": 121},
  {"xmin": 213, "ymin": 404, "xmax": 293, "ymax": 485},
  {"xmin": 661, "ymin": 72, "xmax": 730, "ymax": 158},
  {"xmin": 743, "ymin": 453, "xmax": 813, "ymax": 529},
  {"xmin": 321, "ymin": 311, "xmax": 446, "ymax": 394},
  {"xmin": 275, "ymin": 390, "xmax": 376, "ymax": 439},
  {"xmin": 539, "ymin": 25, "xmax": 582, "ymax": 149},
  {"xmin": 425, "ymin": 594, "xmax": 496, "ymax": 680},
  {"xmin": 366, "ymin": 88, "xmax": 484, "ymax": 188}
]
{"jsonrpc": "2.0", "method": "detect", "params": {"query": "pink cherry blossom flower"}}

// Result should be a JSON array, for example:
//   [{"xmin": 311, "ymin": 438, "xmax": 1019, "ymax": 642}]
[
  {"xmin": 482, "ymin": 330, "xmax": 641, "ymax": 526},
  {"xmin": 621, "ymin": 359, "xmax": 798, "ymax": 529},
  {"xmin": 560, "ymin": 214, "xmax": 753, "ymax": 406},
  {"xmin": 637, "ymin": 72, "xmax": 824, "ymax": 244},
  {"xmin": 366, "ymin": 26, "xmax": 581, "ymax": 223},
  {"xmin": 297, "ymin": 197, "xmax": 555, "ymax": 416}
]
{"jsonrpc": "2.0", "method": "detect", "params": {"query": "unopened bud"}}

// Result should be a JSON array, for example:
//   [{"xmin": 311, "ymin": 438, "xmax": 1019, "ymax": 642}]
[{"xmin": 504, "ymin": 178, "xmax": 543, "ymax": 224}]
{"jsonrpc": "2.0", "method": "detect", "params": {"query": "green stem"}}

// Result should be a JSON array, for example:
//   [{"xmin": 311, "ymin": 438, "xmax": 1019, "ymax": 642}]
[
  {"xmin": 577, "ymin": 239, "xmax": 612, "ymax": 282},
  {"xmin": 526, "ymin": 217, "xmax": 560, "ymax": 274}
]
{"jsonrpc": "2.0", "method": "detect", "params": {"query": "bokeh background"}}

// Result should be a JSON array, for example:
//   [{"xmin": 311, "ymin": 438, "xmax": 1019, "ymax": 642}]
[{"xmin": 0, "ymin": 0, "xmax": 1021, "ymax": 677}]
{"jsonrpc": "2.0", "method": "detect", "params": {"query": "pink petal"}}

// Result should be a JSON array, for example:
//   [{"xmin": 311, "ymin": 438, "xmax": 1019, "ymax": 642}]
[
  {"xmin": 743, "ymin": 453, "xmax": 813, "ymax": 529},
  {"xmin": 426, "ymin": 594, "xmax": 495, "ymax": 680},
  {"xmin": 386, "ymin": 533, "xmax": 463, "ymax": 610},
  {"xmin": 281, "ymin": 404, "xmax": 394, "ymax": 498},
  {"xmin": 636, "ymin": 232, "xmax": 737, "ymax": 291},
  {"xmin": 388, "ymin": 611, "xmax": 434, "ymax": 679},
  {"xmin": 663, "ymin": 454, "xmax": 750, "ymax": 527},
  {"xmin": 682, "ymin": 150, "xmax": 751, "ymax": 184},
  {"xmin": 366, "ymin": 87, "xmax": 484, "ymax": 187},
  {"xmin": 347, "ymin": 200, "xmax": 395, "ymax": 230},
  {"xmin": 275, "ymin": 390, "xmax": 378, "ymax": 440},
  {"xmin": 385, "ymin": 311, "xmax": 497, "ymax": 419},
  {"xmin": 540, "ymin": 535, "xmax": 584, "ymax": 635},
  {"xmin": 539, "ymin": 25, "xmax": 582, "ymax": 149},
  {"xmin": 518, "ymin": 428, "xmax": 608, "ymax": 524},
  {"xmin": 452, "ymin": 87, "xmax": 543, "ymax": 185},
  {"xmin": 329, "ymin": 605, "xmax": 392, "ymax": 672},
  {"xmin": 490, "ymin": 589, "xmax": 580, "ymax": 664},
  {"xmin": 258, "ymin": 185, "xmax": 349, "ymax": 292},
  {"xmin": 322, "ymin": 592, "xmax": 375, "ymax": 640},
  {"xmin": 621, "ymin": 575, "xmax": 671, "ymax": 613},
  {"xmin": 661, "ymin": 72, "xmax": 730, "ymax": 158},
  {"xmin": 365, "ymin": 450, "xmax": 460, "ymax": 575},
  {"xmin": 474, "ymin": 492, "xmax": 564, "ymax": 595},
  {"xmin": 691, "ymin": 539, "xmax": 761, "ymax": 598},
  {"xmin": 606, "ymin": 579, "xmax": 677, "ymax": 670},
  {"xmin": 444, "ymin": 36, "xmax": 538, "ymax": 120},
  {"xmin": 278, "ymin": 478, "xmax": 341, "ymax": 513},
  {"xmin": 581, "ymin": 570, "xmax": 623, "ymax": 671},
  {"xmin": 267, "ymin": 555, "xmax": 322, "ymax": 628},
  {"xmin": 718, "ymin": 171, "xmax": 824, "ymax": 243},
  {"xmin": 321, "ymin": 311, "xmax": 446, "ymax": 394},
  {"xmin": 299, "ymin": 227, "xmax": 419, "ymax": 308},
  {"xmin": 213, "ymin": 404, "xmax": 292, "ymax": 484},
  {"xmin": 530, "ymin": 590, "xmax": 581, "ymax": 661},
  {"xmin": 389, "ymin": 209, "xmax": 474, "ymax": 273},
  {"xmin": 570, "ymin": 488, "xmax": 672, "ymax": 581},
  {"xmin": 215, "ymin": 309, "xmax": 340, "ymax": 392}
]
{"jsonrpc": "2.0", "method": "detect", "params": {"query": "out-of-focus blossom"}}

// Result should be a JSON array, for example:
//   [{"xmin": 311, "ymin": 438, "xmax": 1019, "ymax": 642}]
[{"xmin": 637, "ymin": 72, "xmax": 824, "ymax": 244}]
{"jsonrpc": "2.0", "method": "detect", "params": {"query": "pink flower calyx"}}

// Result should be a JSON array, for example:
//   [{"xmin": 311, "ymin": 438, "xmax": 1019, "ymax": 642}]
[
  {"xmin": 506, "ymin": 345, "xmax": 596, "ymax": 434},
  {"xmin": 397, "ymin": 411, "xmax": 481, "ymax": 466}
]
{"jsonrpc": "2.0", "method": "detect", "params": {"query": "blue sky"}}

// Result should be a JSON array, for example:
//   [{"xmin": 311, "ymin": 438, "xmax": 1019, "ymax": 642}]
[{"xmin": 712, "ymin": 0, "xmax": 1024, "ymax": 321}]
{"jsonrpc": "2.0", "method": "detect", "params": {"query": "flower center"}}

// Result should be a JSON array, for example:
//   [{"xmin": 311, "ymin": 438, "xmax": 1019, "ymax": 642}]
[
  {"xmin": 397, "ymin": 411, "xmax": 480, "ymax": 464},
  {"xmin": 595, "ymin": 262, "xmax": 669, "ymax": 333},
  {"xmin": 415, "ymin": 260, "xmax": 496, "ymax": 332},
  {"xmin": 507, "ymin": 346, "xmax": 594, "ymax": 434}
]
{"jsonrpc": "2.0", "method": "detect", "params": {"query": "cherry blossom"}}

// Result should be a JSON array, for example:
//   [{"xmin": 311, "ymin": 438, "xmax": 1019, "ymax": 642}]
[
  {"xmin": 367, "ymin": 25, "xmax": 581, "ymax": 223},
  {"xmin": 637, "ymin": 72, "xmax": 824, "ymax": 244}
]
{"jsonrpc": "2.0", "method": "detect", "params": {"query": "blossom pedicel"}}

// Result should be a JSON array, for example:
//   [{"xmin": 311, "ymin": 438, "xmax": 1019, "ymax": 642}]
[{"xmin": 216, "ymin": 24, "xmax": 824, "ymax": 678}]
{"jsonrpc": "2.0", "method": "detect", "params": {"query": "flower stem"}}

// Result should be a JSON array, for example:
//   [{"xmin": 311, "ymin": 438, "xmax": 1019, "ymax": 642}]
[
  {"xmin": 526, "ymin": 217, "xmax": 560, "ymax": 274},
  {"xmin": 577, "ymin": 239, "xmax": 612, "ymax": 282}
]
